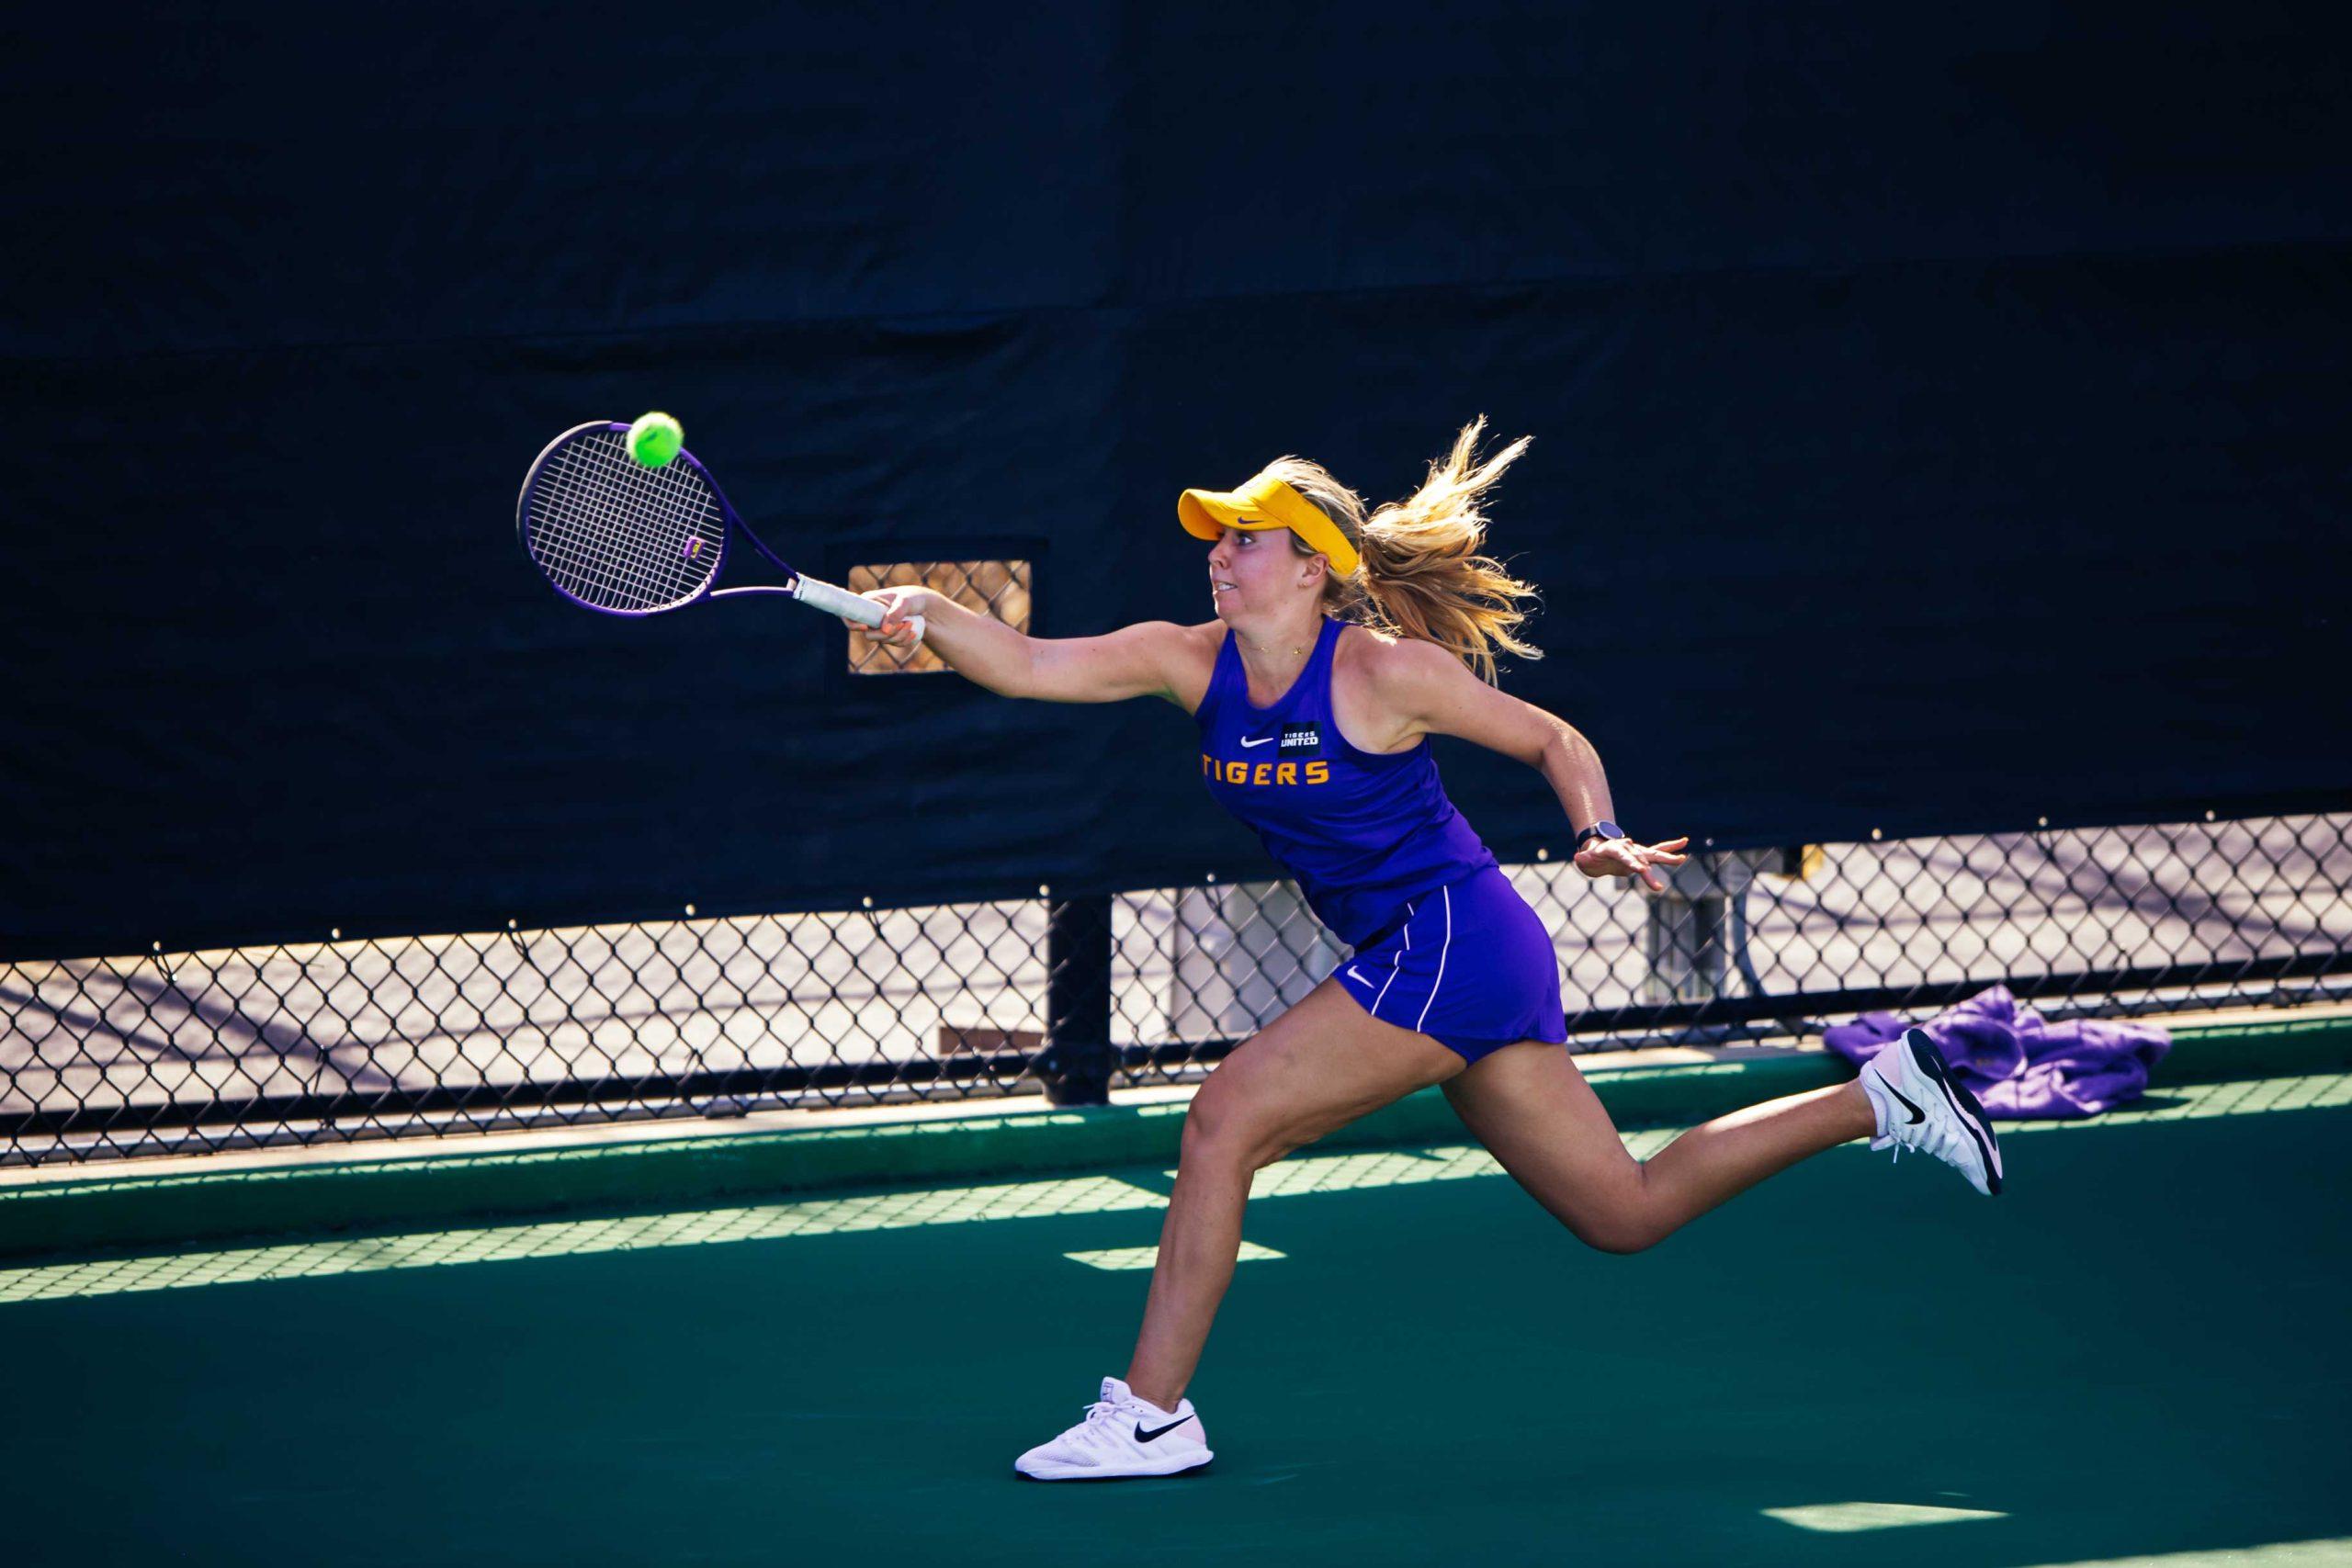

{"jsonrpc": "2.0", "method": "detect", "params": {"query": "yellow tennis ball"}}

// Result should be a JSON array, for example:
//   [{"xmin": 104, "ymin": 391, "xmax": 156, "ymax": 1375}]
[{"xmin": 627, "ymin": 412, "xmax": 684, "ymax": 468}]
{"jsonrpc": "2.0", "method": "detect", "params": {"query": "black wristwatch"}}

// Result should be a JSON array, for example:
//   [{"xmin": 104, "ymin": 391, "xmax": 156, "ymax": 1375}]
[{"xmin": 1573, "ymin": 820, "xmax": 1625, "ymax": 852}]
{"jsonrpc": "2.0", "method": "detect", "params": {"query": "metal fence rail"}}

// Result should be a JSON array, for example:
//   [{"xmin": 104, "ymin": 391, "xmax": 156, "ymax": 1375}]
[{"xmin": 5, "ymin": 812, "xmax": 2346, "ymax": 1167}]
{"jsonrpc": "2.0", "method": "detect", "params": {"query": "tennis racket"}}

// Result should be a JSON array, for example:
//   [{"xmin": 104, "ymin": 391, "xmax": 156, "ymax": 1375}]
[{"xmin": 515, "ymin": 420, "xmax": 922, "ymax": 639}]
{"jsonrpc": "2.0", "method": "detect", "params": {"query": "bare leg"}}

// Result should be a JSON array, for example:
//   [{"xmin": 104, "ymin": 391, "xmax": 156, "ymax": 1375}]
[
  {"xmin": 1444, "ymin": 1043, "xmax": 1876, "ymax": 1254},
  {"xmin": 1123, "ymin": 977, "xmax": 1462, "ymax": 1410},
  {"xmin": 1642, "ymin": 1078, "xmax": 1877, "ymax": 1233},
  {"xmin": 1125, "ymin": 1154, "xmax": 1250, "ymax": 1411}
]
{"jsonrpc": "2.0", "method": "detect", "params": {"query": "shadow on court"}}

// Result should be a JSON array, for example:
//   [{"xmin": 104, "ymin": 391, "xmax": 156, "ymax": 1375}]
[{"xmin": 4, "ymin": 1089, "xmax": 2346, "ymax": 1567}]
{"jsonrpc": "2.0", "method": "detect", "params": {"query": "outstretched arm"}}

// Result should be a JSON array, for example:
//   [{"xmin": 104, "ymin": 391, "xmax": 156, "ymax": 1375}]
[
  {"xmin": 1369, "ymin": 639, "xmax": 1689, "ymax": 891},
  {"xmin": 848, "ymin": 585, "xmax": 1193, "ymax": 705}
]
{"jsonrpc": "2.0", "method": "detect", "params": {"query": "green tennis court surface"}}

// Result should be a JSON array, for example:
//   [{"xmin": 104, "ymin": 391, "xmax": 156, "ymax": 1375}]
[{"xmin": 6, "ymin": 1074, "xmax": 2346, "ymax": 1567}]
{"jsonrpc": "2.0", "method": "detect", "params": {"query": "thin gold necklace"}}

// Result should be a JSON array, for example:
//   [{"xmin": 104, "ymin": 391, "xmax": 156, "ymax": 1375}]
[{"xmin": 1238, "ymin": 626, "xmax": 1314, "ymax": 660}]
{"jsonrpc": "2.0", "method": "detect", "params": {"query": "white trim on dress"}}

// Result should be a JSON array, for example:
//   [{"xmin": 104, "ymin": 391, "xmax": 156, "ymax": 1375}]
[
  {"xmin": 1414, "ymin": 886, "xmax": 1453, "ymax": 1033},
  {"xmin": 1369, "ymin": 899, "xmax": 1415, "ymax": 1021}
]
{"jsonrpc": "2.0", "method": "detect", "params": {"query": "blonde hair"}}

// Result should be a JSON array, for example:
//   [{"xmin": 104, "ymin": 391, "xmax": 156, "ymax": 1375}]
[{"xmin": 1254, "ymin": 417, "xmax": 1542, "ymax": 685}]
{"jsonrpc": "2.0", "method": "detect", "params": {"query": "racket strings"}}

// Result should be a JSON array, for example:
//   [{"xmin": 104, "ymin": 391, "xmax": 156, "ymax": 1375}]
[
  {"xmin": 535, "ymin": 435, "xmax": 717, "ymax": 609},
  {"xmin": 526, "ymin": 430, "xmax": 725, "ymax": 612},
  {"xmin": 535, "ymin": 441, "xmax": 707, "ymax": 608}
]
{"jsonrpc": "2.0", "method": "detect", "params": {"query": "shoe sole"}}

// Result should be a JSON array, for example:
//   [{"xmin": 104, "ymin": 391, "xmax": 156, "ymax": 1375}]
[
  {"xmin": 1901, "ymin": 1029, "xmax": 2004, "ymax": 1196},
  {"xmin": 1015, "ymin": 1451, "xmax": 1215, "ymax": 1482}
]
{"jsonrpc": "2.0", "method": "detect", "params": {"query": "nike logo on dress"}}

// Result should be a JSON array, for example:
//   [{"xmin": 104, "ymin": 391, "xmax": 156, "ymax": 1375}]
[
  {"xmin": 1238, "ymin": 735, "xmax": 1274, "ymax": 749},
  {"xmin": 1134, "ymin": 1416, "xmax": 1193, "ymax": 1443},
  {"xmin": 1346, "ymin": 965, "xmax": 1368, "ymax": 984}
]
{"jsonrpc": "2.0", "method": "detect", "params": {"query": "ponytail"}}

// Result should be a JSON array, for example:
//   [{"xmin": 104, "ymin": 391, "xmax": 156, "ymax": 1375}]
[{"xmin": 1258, "ymin": 418, "xmax": 1542, "ymax": 684}]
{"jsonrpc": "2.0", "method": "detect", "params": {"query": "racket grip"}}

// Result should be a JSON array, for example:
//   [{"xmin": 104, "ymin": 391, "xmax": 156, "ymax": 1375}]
[
  {"xmin": 793, "ymin": 575, "xmax": 926, "ymax": 647},
  {"xmin": 790, "ymin": 575, "xmax": 880, "ymax": 624}
]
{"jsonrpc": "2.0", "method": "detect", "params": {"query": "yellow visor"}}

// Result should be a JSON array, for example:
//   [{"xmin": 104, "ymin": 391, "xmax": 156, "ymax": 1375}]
[{"xmin": 1177, "ymin": 475, "xmax": 1362, "ymax": 578}]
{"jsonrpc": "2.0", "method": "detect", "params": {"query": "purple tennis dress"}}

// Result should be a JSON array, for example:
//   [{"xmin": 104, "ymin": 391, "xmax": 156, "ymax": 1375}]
[{"xmin": 1195, "ymin": 615, "xmax": 1569, "ymax": 1064}]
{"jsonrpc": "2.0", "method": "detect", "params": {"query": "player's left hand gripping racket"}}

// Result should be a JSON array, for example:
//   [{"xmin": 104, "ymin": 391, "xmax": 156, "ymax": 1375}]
[{"xmin": 515, "ymin": 420, "xmax": 922, "ymax": 639}]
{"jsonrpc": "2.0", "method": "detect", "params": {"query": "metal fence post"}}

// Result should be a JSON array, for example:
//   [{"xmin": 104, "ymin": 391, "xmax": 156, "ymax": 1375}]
[
  {"xmin": 1643, "ymin": 848, "xmax": 1781, "ymax": 1004},
  {"xmin": 1041, "ymin": 893, "xmax": 1114, "ymax": 1105}
]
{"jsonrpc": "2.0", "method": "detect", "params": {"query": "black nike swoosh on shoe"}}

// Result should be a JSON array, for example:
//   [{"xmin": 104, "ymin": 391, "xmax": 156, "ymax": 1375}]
[
  {"xmin": 1135, "ymin": 1417, "xmax": 1193, "ymax": 1443},
  {"xmin": 1879, "ymin": 1074, "xmax": 1927, "ymax": 1124},
  {"xmin": 1906, "ymin": 1031, "xmax": 2004, "ymax": 1195}
]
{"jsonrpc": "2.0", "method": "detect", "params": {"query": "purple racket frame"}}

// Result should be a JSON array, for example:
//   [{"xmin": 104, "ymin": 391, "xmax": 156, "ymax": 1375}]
[{"xmin": 515, "ymin": 420, "xmax": 921, "ymax": 638}]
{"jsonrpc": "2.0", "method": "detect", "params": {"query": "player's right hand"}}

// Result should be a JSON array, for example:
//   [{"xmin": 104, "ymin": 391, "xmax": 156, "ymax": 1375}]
[{"xmin": 848, "ymin": 585, "xmax": 934, "ymax": 649}]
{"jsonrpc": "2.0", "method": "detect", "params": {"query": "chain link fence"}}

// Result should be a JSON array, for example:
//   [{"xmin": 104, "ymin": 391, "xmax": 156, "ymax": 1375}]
[{"xmin": 4, "ymin": 811, "xmax": 2346, "ymax": 1167}]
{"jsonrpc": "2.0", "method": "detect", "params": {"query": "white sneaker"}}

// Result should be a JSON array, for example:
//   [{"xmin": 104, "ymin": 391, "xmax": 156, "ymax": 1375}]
[
  {"xmin": 1013, "ymin": 1377, "xmax": 1214, "ymax": 1481},
  {"xmin": 1860, "ymin": 1028, "xmax": 2005, "ymax": 1196}
]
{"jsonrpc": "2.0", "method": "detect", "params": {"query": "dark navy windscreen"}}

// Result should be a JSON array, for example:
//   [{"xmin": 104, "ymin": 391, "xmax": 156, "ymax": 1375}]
[
  {"xmin": 1196, "ymin": 617, "xmax": 1497, "ymax": 951},
  {"xmin": 10, "ymin": 4, "xmax": 2350, "ymax": 959}
]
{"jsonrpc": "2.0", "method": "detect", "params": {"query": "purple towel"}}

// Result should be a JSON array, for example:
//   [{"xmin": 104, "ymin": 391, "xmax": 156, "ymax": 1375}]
[{"xmin": 1821, "ymin": 984, "xmax": 2171, "ymax": 1119}]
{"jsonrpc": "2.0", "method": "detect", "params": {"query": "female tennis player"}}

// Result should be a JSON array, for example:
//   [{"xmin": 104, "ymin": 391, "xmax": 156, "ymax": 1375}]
[{"xmin": 849, "ymin": 418, "xmax": 2002, "ymax": 1481}]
